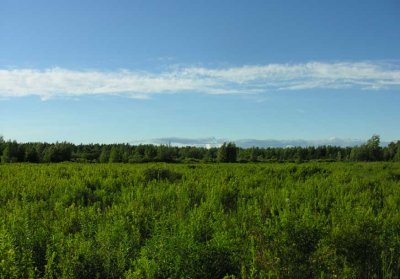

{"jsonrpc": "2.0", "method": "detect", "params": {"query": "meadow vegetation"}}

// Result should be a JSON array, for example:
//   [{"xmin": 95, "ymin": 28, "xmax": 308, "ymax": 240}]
[{"xmin": 1, "ymin": 162, "xmax": 400, "ymax": 278}]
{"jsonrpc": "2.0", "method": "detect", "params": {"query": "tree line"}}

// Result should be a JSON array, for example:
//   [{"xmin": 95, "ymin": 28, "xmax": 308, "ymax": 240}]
[{"xmin": 0, "ymin": 135, "xmax": 399, "ymax": 163}]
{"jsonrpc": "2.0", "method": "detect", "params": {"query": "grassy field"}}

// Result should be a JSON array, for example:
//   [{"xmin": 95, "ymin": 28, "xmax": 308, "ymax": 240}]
[{"xmin": 1, "ymin": 162, "xmax": 400, "ymax": 278}]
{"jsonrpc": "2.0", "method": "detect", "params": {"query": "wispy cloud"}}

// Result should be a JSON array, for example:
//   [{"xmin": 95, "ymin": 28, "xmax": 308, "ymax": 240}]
[
  {"xmin": 1, "ymin": 61, "xmax": 399, "ymax": 99},
  {"xmin": 131, "ymin": 137, "xmax": 385, "ymax": 148}
]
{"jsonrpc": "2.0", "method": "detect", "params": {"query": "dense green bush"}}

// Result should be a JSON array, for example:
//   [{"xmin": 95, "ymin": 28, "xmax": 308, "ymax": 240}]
[
  {"xmin": 141, "ymin": 167, "xmax": 183, "ymax": 183},
  {"xmin": 1, "ymin": 162, "xmax": 400, "ymax": 278}
]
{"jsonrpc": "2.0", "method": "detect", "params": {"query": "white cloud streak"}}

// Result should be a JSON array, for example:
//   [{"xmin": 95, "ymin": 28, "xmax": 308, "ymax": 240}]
[
  {"xmin": 0, "ymin": 61, "xmax": 399, "ymax": 99},
  {"xmin": 131, "ymin": 137, "xmax": 386, "ymax": 148}
]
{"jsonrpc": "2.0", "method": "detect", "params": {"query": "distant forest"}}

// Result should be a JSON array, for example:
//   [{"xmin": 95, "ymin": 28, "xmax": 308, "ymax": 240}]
[{"xmin": 1, "ymin": 135, "xmax": 399, "ymax": 163}]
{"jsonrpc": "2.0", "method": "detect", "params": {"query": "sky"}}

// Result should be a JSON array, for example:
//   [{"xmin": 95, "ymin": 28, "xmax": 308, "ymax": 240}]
[{"xmin": 0, "ymin": 0, "xmax": 399, "ymax": 145}]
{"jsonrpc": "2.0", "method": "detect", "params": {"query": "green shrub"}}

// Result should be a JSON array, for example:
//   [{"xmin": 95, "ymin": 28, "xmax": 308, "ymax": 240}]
[{"xmin": 141, "ymin": 167, "xmax": 182, "ymax": 183}]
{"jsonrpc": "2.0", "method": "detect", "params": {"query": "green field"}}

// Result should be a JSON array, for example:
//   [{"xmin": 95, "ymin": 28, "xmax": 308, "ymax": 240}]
[{"xmin": 1, "ymin": 163, "xmax": 400, "ymax": 278}]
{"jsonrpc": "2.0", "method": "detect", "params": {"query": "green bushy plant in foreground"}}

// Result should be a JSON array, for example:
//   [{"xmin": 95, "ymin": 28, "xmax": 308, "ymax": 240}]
[{"xmin": 1, "ymin": 162, "xmax": 400, "ymax": 278}]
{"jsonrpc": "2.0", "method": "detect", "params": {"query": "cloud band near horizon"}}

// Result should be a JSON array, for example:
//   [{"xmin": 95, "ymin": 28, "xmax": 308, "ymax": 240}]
[
  {"xmin": 130, "ymin": 136, "xmax": 385, "ymax": 148},
  {"xmin": 1, "ymin": 61, "xmax": 400, "ymax": 99}
]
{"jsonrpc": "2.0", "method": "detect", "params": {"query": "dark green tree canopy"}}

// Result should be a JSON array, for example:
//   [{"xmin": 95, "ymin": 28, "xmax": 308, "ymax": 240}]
[
  {"xmin": 217, "ymin": 142, "xmax": 238, "ymax": 163},
  {"xmin": 1, "ymin": 135, "xmax": 399, "ymax": 163}
]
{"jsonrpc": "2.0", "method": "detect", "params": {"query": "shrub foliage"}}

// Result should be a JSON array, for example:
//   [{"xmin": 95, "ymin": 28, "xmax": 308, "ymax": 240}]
[{"xmin": 1, "ymin": 162, "xmax": 400, "ymax": 278}]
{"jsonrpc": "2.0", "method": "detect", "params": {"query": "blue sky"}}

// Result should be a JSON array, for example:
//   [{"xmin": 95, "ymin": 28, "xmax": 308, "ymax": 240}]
[{"xmin": 1, "ymin": 0, "xmax": 399, "ymax": 144}]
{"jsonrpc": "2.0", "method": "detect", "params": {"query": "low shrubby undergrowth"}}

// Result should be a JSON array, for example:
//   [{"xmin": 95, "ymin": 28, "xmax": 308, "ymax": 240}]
[{"xmin": 1, "ymin": 162, "xmax": 400, "ymax": 278}]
